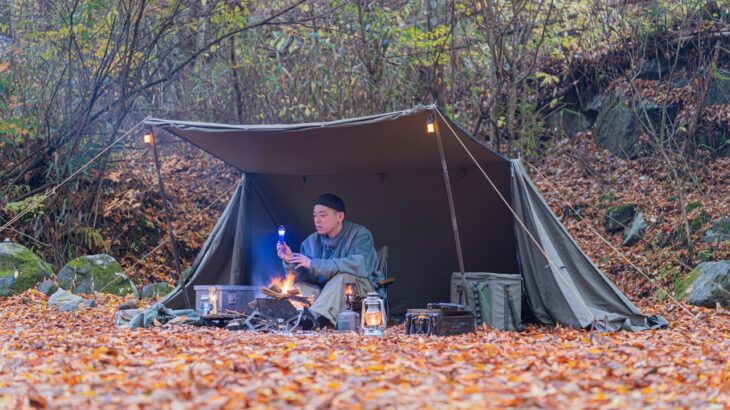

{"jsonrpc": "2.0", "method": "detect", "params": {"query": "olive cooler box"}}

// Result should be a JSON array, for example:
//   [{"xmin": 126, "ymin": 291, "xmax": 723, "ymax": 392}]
[{"xmin": 450, "ymin": 272, "xmax": 524, "ymax": 331}]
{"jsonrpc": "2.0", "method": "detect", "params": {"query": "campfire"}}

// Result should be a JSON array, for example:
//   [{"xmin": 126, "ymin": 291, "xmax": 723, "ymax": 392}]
[{"xmin": 260, "ymin": 272, "xmax": 314, "ymax": 308}]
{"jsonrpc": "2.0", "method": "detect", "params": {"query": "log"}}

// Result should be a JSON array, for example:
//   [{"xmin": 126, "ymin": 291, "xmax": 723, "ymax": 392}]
[
  {"xmin": 269, "ymin": 284, "xmax": 282, "ymax": 293},
  {"xmin": 287, "ymin": 287, "xmax": 301, "ymax": 295}
]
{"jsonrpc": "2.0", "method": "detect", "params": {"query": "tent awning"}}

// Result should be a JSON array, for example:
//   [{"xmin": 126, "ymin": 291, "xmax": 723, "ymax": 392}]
[{"xmin": 144, "ymin": 105, "xmax": 508, "ymax": 175}]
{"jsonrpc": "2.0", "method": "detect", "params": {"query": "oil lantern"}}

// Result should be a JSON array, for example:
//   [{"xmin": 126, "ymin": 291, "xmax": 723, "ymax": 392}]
[{"xmin": 361, "ymin": 292, "xmax": 386, "ymax": 337}]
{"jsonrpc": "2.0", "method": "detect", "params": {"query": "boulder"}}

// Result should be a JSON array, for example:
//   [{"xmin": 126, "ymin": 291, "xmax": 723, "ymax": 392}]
[
  {"xmin": 36, "ymin": 279, "xmax": 58, "ymax": 296},
  {"xmin": 676, "ymin": 261, "xmax": 730, "ymax": 308},
  {"xmin": 604, "ymin": 204, "xmax": 636, "ymax": 233},
  {"xmin": 591, "ymin": 94, "xmax": 677, "ymax": 159},
  {"xmin": 546, "ymin": 109, "xmax": 592, "ymax": 138},
  {"xmin": 705, "ymin": 69, "xmax": 730, "ymax": 106},
  {"xmin": 141, "ymin": 282, "xmax": 173, "ymax": 299},
  {"xmin": 635, "ymin": 58, "xmax": 668, "ymax": 80},
  {"xmin": 622, "ymin": 212, "xmax": 648, "ymax": 246},
  {"xmin": 0, "ymin": 242, "xmax": 53, "ymax": 297},
  {"xmin": 703, "ymin": 217, "xmax": 730, "ymax": 243},
  {"xmin": 48, "ymin": 288, "xmax": 96, "ymax": 312},
  {"xmin": 695, "ymin": 121, "xmax": 730, "ymax": 158},
  {"xmin": 56, "ymin": 254, "xmax": 138, "ymax": 297}
]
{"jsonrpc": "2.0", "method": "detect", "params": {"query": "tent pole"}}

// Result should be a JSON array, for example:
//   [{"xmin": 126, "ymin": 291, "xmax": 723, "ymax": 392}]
[
  {"xmin": 433, "ymin": 116, "xmax": 467, "ymax": 304},
  {"xmin": 150, "ymin": 128, "xmax": 189, "ymax": 309}
]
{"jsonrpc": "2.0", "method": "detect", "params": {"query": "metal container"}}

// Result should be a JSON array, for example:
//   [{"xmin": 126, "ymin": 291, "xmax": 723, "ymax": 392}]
[
  {"xmin": 194, "ymin": 285, "xmax": 260, "ymax": 315},
  {"xmin": 336, "ymin": 309, "xmax": 360, "ymax": 332}
]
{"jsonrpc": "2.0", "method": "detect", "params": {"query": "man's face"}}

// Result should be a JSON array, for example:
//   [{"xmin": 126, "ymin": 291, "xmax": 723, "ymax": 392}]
[{"xmin": 313, "ymin": 204, "xmax": 344, "ymax": 236}]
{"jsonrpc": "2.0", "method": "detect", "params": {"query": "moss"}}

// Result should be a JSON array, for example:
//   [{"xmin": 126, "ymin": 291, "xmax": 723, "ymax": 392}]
[
  {"xmin": 674, "ymin": 268, "xmax": 700, "ymax": 300},
  {"xmin": 685, "ymin": 201, "xmax": 702, "ymax": 213},
  {"xmin": 0, "ymin": 243, "xmax": 53, "ymax": 296},
  {"xmin": 606, "ymin": 203, "xmax": 635, "ymax": 215},
  {"xmin": 59, "ymin": 255, "xmax": 137, "ymax": 297}
]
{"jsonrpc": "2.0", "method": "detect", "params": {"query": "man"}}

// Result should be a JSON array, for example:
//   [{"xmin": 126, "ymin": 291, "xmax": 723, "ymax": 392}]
[{"xmin": 276, "ymin": 193, "xmax": 382, "ymax": 327}]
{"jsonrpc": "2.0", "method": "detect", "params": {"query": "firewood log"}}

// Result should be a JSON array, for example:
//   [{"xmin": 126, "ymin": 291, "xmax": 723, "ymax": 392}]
[
  {"xmin": 269, "ymin": 284, "xmax": 283, "ymax": 293},
  {"xmin": 287, "ymin": 287, "xmax": 301, "ymax": 295}
]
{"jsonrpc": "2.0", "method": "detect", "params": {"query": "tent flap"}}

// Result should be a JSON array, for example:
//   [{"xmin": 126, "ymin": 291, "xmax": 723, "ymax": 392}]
[
  {"xmin": 160, "ymin": 176, "xmax": 248, "ymax": 309},
  {"xmin": 511, "ymin": 160, "xmax": 667, "ymax": 331}
]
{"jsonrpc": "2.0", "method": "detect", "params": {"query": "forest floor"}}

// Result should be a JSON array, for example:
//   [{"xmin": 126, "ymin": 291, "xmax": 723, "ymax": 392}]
[{"xmin": 0, "ymin": 290, "xmax": 728, "ymax": 409}]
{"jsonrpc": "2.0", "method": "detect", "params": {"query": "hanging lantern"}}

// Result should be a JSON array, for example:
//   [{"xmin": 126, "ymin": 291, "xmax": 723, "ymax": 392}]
[
  {"xmin": 336, "ymin": 283, "xmax": 360, "ymax": 332},
  {"xmin": 143, "ymin": 130, "xmax": 154, "ymax": 144},
  {"xmin": 208, "ymin": 286, "xmax": 219, "ymax": 315},
  {"xmin": 426, "ymin": 120, "xmax": 435, "ymax": 134},
  {"xmin": 361, "ymin": 292, "xmax": 386, "ymax": 337}
]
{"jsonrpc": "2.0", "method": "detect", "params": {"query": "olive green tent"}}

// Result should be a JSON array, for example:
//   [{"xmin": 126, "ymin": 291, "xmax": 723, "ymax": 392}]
[{"xmin": 144, "ymin": 105, "xmax": 666, "ymax": 331}]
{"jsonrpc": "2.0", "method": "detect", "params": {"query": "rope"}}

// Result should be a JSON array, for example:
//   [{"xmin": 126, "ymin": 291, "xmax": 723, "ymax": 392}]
[
  {"xmin": 0, "ymin": 117, "xmax": 150, "ymax": 235},
  {"xmin": 522, "ymin": 159, "xmax": 726, "ymax": 306},
  {"xmin": 434, "ymin": 110, "xmax": 596, "ymax": 318},
  {"xmin": 95, "ymin": 181, "xmax": 238, "ymax": 294}
]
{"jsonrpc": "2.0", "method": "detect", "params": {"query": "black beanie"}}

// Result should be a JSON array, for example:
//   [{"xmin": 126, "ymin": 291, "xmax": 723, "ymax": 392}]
[{"xmin": 313, "ymin": 193, "xmax": 346, "ymax": 213}]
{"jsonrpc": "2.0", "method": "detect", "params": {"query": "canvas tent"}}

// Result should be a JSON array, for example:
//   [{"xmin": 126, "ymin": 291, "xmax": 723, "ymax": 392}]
[{"xmin": 144, "ymin": 105, "xmax": 666, "ymax": 331}]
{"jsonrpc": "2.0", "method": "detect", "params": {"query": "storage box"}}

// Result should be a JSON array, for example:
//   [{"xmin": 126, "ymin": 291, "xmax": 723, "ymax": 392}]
[
  {"xmin": 194, "ymin": 285, "xmax": 260, "ymax": 315},
  {"xmin": 450, "ymin": 272, "xmax": 523, "ymax": 331}
]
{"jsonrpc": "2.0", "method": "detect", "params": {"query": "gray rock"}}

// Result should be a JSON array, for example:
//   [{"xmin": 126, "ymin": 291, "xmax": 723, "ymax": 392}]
[
  {"xmin": 681, "ymin": 261, "xmax": 730, "ymax": 308},
  {"xmin": 703, "ymin": 218, "xmax": 730, "ymax": 243},
  {"xmin": 141, "ymin": 282, "xmax": 173, "ymax": 299},
  {"xmin": 604, "ymin": 204, "xmax": 636, "ymax": 233},
  {"xmin": 546, "ymin": 109, "xmax": 592, "ymax": 138},
  {"xmin": 591, "ymin": 94, "xmax": 677, "ymax": 159},
  {"xmin": 635, "ymin": 58, "xmax": 668, "ymax": 80},
  {"xmin": 48, "ymin": 288, "xmax": 95, "ymax": 312},
  {"xmin": 656, "ymin": 227, "xmax": 685, "ymax": 248},
  {"xmin": 0, "ymin": 242, "xmax": 53, "ymax": 297},
  {"xmin": 622, "ymin": 212, "xmax": 648, "ymax": 246},
  {"xmin": 705, "ymin": 69, "xmax": 730, "ymax": 106},
  {"xmin": 695, "ymin": 122, "xmax": 730, "ymax": 158},
  {"xmin": 36, "ymin": 279, "xmax": 58, "ymax": 296},
  {"xmin": 118, "ymin": 299, "xmax": 139, "ymax": 310},
  {"xmin": 56, "ymin": 254, "xmax": 138, "ymax": 297}
]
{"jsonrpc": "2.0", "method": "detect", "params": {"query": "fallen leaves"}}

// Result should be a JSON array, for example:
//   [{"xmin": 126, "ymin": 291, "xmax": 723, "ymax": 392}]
[{"xmin": 0, "ymin": 290, "xmax": 728, "ymax": 409}]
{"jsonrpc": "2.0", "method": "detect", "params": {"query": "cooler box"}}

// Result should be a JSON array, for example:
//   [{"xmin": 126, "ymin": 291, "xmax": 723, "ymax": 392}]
[
  {"xmin": 194, "ymin": 285, "xmax": 260, "ymax": 315},
  {"xmin": 450, "ymin": 272, "xmax": 523, "ymax": 331}
]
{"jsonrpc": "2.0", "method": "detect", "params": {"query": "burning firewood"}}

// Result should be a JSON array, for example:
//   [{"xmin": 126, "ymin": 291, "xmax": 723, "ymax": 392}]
[{"xmin": 261, "ymin": 272, "xmax": 314, "ymax": 307}]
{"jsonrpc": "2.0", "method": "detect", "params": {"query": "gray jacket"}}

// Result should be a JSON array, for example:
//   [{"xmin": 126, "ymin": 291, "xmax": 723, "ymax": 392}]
[{"xmin": 283, "ymin": 220, "xmax": 383, "ymax": 287}]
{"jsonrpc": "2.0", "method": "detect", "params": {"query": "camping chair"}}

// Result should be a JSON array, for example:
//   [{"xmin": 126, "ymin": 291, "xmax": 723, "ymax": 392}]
[{"xmin": 375, "ymin": 246, "xmax": 395, "ymax": 314}]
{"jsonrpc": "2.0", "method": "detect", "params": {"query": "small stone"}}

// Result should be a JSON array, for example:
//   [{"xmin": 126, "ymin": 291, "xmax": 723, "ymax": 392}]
[
  {"xmin": 703, "ymin": 218, "xmax": 730, "ymax": 243},
  {"xmin": 118, "ymin": 299, "xmax": 139, "ymax": 311},
  {"xmin": 604, "ymin": 204, "xmax": 636, "ymax": 233},
  {"xmin": 622, "ymin": 212, "xmax": 648, "ymax": 247},
  {"xmin": 36, "ymin": 280, "xmax": 58, "ymax": 296}
]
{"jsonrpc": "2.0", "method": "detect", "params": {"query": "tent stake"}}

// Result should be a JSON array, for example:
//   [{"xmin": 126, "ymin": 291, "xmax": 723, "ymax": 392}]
[
  {"xmin": 150, "ymin": 130, "xmax": 187, "ymax": 307},
  {"xmin": 433, "ymin": 115, "xmax": 467, "ymax": 304}
]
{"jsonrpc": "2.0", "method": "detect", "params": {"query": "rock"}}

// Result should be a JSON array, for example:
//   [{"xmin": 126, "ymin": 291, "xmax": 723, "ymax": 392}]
[
  {"xmin": 591, "ymin": 94, "xmax": 677, "ymax": 159},
  {"xmin": 48, "ymin": 288, "xmax": 95, "ymax": 312},
  {"xmin": 604, "ymin": 204, "xmax": 636, "ymax": 233},
  {"xmin": 141, "ymin": 282, "xmax": 174, "ymax": 299},
  {"xmin": 0, "ymin": 242, "xmax": 53, "ymax": 297},
  {"xmin": 695, "ymin": 122, "xmax": 730, "ymax": 158},
  {"xmin": 677, "ymin": 261, "xmax": 730, "ymax": 308},
  {"xmin": 622, "ymin": 212, "xmax": 648, "ymax": 246},
  {"xmin": 56, "ymin": 254, "xmax": 138, "ymax": 297},
  {"xmin": 635, "ymin": 58, "xmax": 668, "ymax": 80},
  {"xmin": 705, "ymin": 68, "xmax": 730, "ymax": 106},
  {"xmin": 561, "ymin": 203, "xmax": 589, "ymax": 221},
  {"xmin": 546, "ymin": 109, "xmax": 592, "ymax": 138},
  {"xmin": 36, "ymin": 279, "xmax": 58, "ymax": 296},
  {"xmin": 703, "ymin": 218, "xmax": 730, "ymax": 243},
  {"xmin": 656, "ymin": 227, "xmax": 686, "ymax": 248},
  {"xmin": 118, "ymin": 299, "xmax": 139, "ymax": 310}
]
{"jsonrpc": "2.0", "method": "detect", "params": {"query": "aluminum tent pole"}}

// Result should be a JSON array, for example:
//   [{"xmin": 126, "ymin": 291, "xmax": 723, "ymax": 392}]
[{"xmin": 432, "ymin": 111, "xmax": 467, "ymax": 304}]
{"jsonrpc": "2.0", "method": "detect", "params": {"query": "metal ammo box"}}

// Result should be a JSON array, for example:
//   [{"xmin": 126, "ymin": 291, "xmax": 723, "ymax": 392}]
[{"xmin": 194, "ymin": 285, "xmax": 260, "ymax": 315}]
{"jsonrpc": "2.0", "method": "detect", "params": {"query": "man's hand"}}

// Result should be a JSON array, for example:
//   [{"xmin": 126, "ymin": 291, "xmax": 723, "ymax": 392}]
[
  {"xmin": 276, "ymin": 242, "xmax": 293, "ymax": 263},
  {"xmin": 290, "ymin": 253, "xmax": 312, "ymax": 270}
]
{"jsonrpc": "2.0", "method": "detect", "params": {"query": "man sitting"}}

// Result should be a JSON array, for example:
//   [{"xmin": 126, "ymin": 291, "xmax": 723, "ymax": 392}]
[{"xmin": 276, "ymin": 193, "xmax": 383, "ymax": 327}]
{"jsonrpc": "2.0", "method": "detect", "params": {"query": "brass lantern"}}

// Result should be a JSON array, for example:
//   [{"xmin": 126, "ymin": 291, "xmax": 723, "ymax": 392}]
[{"xmin": 361, "ymin": 292, "xmax": 386, "ymax": 337}]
